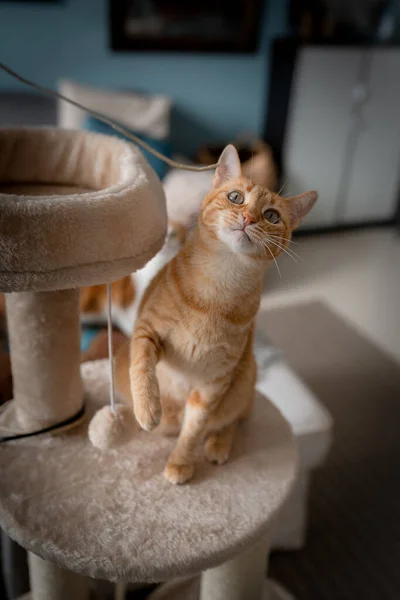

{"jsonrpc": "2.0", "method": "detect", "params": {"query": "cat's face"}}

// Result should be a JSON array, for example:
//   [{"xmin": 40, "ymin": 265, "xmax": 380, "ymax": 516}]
[{"xmin": 201, "ymin": 145, "xmax": 317, "ymax": 260}]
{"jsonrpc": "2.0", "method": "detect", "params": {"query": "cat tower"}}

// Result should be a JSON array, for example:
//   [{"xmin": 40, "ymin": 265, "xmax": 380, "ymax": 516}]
[{"xmin": 0, "ymin": 127, "xmax": 297, "ymax": 600}]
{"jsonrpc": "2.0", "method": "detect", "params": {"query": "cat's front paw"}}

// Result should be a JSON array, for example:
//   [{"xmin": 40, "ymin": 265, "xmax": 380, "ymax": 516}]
[
  {"xmin": 132, "ymin": 375, "xmax": 161, "ymax": 431},
  {"xmin": 163, "ymin": 461, "xmax": 195, "ymax": 485},
  {"xmin": 134, "ymin": 399, "xmax": 161, "ymax": 431}
]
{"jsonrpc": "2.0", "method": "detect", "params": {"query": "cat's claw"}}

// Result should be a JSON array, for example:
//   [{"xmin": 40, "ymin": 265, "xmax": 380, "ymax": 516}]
[{"xmin": 164, "ymin": 462, "xmax": 195, "ymax": 485}]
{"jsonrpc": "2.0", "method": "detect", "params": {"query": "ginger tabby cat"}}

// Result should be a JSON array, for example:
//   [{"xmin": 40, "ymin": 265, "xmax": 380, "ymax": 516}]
[{"xmin": 116, "ymin": 145, "xmax": 317, "ymax": 484}]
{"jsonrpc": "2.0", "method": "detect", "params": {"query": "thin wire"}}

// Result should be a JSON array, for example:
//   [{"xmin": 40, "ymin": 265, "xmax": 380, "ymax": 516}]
[
  {"xmin": 106, "ymin": 284, "xmax": 116, "ymax": 415},
  {"xmin": 0, "ymin": 61, "xmax": 218, "ymax": 173}
]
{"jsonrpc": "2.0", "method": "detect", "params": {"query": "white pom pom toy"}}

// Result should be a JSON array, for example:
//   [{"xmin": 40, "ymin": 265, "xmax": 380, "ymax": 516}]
[{"xmin": 88, "ymin": 404, "xmax": 136, "ymax": 450}]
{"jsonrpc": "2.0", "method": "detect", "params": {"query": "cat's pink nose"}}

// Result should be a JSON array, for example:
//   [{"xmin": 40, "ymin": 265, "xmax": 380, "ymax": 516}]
[{"xmin": 243, "ymin": 212, "xmax": 255, "ymax": 227}]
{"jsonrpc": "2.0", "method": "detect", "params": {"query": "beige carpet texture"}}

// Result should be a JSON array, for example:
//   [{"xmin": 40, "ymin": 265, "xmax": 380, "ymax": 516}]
[{"xmin": 259, "ymin": 302, "xmax": 400, "ymax": 600}]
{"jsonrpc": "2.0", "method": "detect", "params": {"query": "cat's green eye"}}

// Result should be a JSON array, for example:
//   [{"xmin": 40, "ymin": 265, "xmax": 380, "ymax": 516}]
[
  {"xmin": 264, "ymin": 208, "xmax": 281, "ymax": 224},
  {"xmin": 228, "ymin": 191, "xmax": 244, "ymax": 205}
]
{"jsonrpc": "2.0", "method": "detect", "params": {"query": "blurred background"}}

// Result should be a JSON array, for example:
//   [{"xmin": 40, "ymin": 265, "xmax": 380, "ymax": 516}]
[
  {"xmin": 1, "ymin": 0, "xmax": 399, "ymax": 228},
  {"xmin": 0, "ymin": 1, "xmax": 400, "ymax": 599}
]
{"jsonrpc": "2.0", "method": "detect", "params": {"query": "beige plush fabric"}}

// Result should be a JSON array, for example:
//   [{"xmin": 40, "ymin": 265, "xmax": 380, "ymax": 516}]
[
  {"xmin": 199, "ymin": 534, "xmax": 270, "ymax": 600},
  {"xmin": 0, "ymin": 290, "xmax": 82, "ymax": 435},
  {"xmin": 147, "ymin": 575, "xmax": 285, "ymax": 600},
  {"xmin": 88, "ymin": 404, "xmax": 136, "ymax": 449},
  {"xmin": 28, "ymin": 552, "xmax": 90, "ymax": 600},
  {"xmin": 0, "ymin": 128, "xmax": 167, "ymax": 293},
  {"xmin": 0, "ymin": 360, "xmax": 297, "ymax": 583}
]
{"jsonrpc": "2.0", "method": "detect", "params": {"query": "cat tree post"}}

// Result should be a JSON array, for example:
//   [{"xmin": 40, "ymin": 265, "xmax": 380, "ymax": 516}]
[
  {"xmin": 0, "ymin": 127, "xmax": 167, "ymax": 598},
  {"xmin": 199, "ymin": 533, "xmax": 270, "ymax": 600},
  {"xmin": 4, "ymin": 290, "xmax": 82, "ymax": 434},
  {"xmin": 28, "ymin": 552, "xmax": 90, "ymax": 600},
  {"xmin": 0, "ymin": 127, "xmax": 166, "ymax": 441},
  {"xmin": 0, "ymin": 128, "xmax": 297, "ymax": 600}
]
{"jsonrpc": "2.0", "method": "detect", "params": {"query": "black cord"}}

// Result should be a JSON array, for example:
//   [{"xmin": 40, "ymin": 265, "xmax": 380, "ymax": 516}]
[{"xmin": 0, "ymin": 404, "xmax": 85, "ymax": 443}]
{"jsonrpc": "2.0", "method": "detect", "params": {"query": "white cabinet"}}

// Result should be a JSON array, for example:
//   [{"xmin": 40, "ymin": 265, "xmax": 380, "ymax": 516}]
[
  {"xmin": 283, "ymin": 46, "xmax": 400, "ymax": 228},
  {"xmin": 343, "ymin": 49, "xmax": 400, "ymax": 223}
]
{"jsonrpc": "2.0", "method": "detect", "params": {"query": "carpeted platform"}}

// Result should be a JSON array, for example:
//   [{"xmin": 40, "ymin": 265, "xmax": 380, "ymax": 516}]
[
  {"xmin": 2, "ymin": 301, "xmax": 399, "ymax": 599},
  {"xmin": 261, "ymin": 302, "xmax": 400, "ymax": 600}
]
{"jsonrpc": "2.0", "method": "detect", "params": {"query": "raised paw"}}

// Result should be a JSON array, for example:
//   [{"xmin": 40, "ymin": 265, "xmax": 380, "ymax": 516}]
[
  {"xmin": 163, "ymin": 462, "xmax": 195, "ymax": 485},
  {"xmin": 134, "ymin": 398, "xmax": 162, "ymax": 432},
  {"xmin": 204, "ymin": 434, "xmax": 231, "ymax": 465}
]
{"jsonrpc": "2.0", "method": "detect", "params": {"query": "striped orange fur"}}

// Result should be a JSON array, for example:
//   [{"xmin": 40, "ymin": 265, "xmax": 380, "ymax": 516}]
[{"xmin": 116, "ymin": 145, "xmax": 317, "ymax": 484}]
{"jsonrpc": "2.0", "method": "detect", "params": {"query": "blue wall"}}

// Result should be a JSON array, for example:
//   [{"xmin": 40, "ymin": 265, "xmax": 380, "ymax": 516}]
[{"xmin": 0, "ymin": 0, "xmax": 288, "ymax": 155}]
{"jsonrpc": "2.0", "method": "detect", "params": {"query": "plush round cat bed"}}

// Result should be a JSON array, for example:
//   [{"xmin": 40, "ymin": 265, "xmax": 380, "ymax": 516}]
[
  {"xmin": 0, "ymin": 128, "xmax": 166, "ymax": 439},
  {"xmin": 0, "ymin": 128, "xmax": 166, "ymax": 293},
  {"xmin": 0, "ymin": 361, "xmax": 296, "ymax": 587}
]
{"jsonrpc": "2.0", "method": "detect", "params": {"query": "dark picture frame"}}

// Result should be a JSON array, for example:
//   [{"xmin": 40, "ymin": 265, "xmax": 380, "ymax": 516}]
[
  {"xmin": 288, "ymin": 0, "xmax": 396, "ymax": 45},
  {"xmin": 109, "ymin": 0, "xmax": 263, "ymax": 53},
  {"xmin": 0, "ymin": 0, "xmax": 62, "ymax": 3}
]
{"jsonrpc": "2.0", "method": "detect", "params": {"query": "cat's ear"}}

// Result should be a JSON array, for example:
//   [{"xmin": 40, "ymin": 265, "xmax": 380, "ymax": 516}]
[
  {"xmin": 285, "ymin": 190, "xmax": 318, "ymax": 229},
  {"xmin": 213, "ymin": 145, "xmax": 241, "ymax": 188}
]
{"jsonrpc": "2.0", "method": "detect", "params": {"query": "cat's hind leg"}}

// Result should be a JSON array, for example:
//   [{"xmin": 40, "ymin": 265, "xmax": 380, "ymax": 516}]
[
  {"xmin": 204, "ymin": 350, "xmax": 256, "ymax": 466},
  {"xmin": 164, "ymin": 389, "xmax": 221, "ymax": 484},
  {"xmin": 203, "ymin": 390, "xmax": 253, "ymax": 464},
  {"xmin": 163, "ymin": 338, "xmax": 256, "ymax": 484},
  {"xmin": 204, "ymin": 422, "xmax": 237, "ymax": 465}
]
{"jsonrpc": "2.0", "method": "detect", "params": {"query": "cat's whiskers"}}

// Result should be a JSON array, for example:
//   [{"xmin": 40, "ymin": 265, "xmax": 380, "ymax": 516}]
[
  {"xmin": 277, "ymin": 181, "xmax": 287, "ymax": 196},
  {"xmin": 270, "ymin": 234, "xmax": 299, "ymax": 245},
  {"xmin": 251, "ymin": 232, "xmax": 288, "ymax": 262},
  {"xmin": 250, "ymin": 229, "xmax": 299, "ymax": 264},
  {"xmin": 264, "ymin": 242, "xmax": 282, "ymax": 278},
  {"xmin": 264, "ymin": 237, "xmax": 300, "ymax": 263},
  {"xmin": 246, "ymin": 230, "xmax": 282, "ymax": 278},
  {"xmin": 250, "ymin": 226, "xmax": 304, "ymax": 263},
  {"xmin": 266, "ymin": 236, "xmax": 307, "ymax": 263},
  {"xmin": 266, "ymin": 236, "xmax": 310, "ymax": 265}
]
